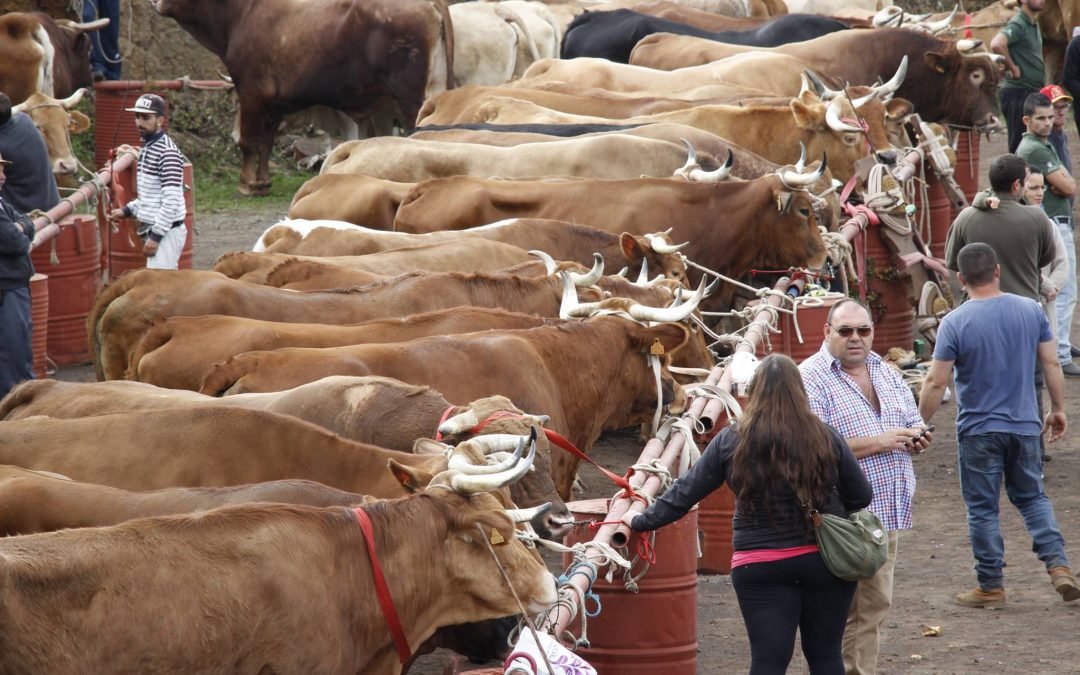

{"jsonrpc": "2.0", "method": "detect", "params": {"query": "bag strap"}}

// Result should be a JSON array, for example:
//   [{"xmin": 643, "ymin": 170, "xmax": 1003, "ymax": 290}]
[{"xmin": 790, "ymin": 483, "xmax": 824, "ymax": 528}]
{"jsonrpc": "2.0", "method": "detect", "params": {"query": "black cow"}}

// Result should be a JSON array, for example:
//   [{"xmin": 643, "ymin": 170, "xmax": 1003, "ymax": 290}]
[
  {"xmin": 561, "ymin": 9, "xmax": 849, "ymax": 63},
  {"xmin": 151, "ymin": 0, "xmax": 455, "ymax": 195}
]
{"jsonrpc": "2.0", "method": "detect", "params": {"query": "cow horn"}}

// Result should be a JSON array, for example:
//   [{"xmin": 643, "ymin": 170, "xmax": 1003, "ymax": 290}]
[
  {"xmin": 780, "ymin": 153, "xmax": 828, "ymax": 187},
  {"xmin": 799, "ymin": 73, "xmax": 812, "ymax": 98},
  {"xmin": 59, "ymin": 88, "xmax": 87, "ymax": 109},
  {"xmin": 919, "ymin": 4, "xmax": 958, "ymax": 34},
  {"xmin": 903, "ymin": 11, "xmax": 931, "ymax": 23},
  {"xmin": 956, "ymin": 38, "xmax": 983, "ymax": 53},
  {"xmin": 506, "ymin": 502, "xmax": 552, "ymax": 524},
  {"xmin": 628, "ymin": 278, "xmax": 707, "ymax": 323},
  {"xmin": 448, "ymin": 436, "xmax": 525, "ymax": 474},
  {"xmin": 871, "ymin": 5, "xmax": 903, "ymax": 26},
  {"xmin": 850, "ymin": 89, "xmax": 879, "ymax": 109},
  {"xmin": 644, "ymin": 233, "xmax": 690, "ymax": 255},
  {"xmin": 11, "ymin": 100, "xmax": 27, "ymax": 115},
  {"xmin": 804, "ymin": 69, "xmax": 840, "ymax": 100},
  {"xmin": 559, "ymin": 272, "xmax": 601, "ymax": 319},
  {"xmin": 529, "ymin": 250, "xmax": 557, "ymax": 275},
  {"xmin": 438, "ymin": 409, "xmax": 479, "ymax": 437},
  {"xmin": 684, "ymin": 149, "xmax": 734, "ymax": 183},
  {"xmin": 678, "ymin": 138, "xmax": 698, "ymax": 170},
  {"xmin": 795, "ymin": 141, "xmax": 807, "ymax": 172},
  {"xmin": 635, "ymin": 259, "xmax": 650, "ymax": 285},
  {"xmin": 450, "ymin": 431, "xmax": 538, "ymax": 493},
  {"xmin": 616, "ymin": 267, "xmax": 629, "ymax": 278},
  {"xmin": 704, "ymin": 276, "xmax": 721, "ymax": 298},
  {"xmin": 871, "ymin": 55, "xmax": 908, "ymax": 98},
  {"xmin": 570, "ymin": 253, "xmax": 604, "ymax": 287},
  {"xmin": 825, "ymin": 97, "xmax": 862, "ymax": 133},
  {"xmin": 468, "ymin": 433, "xmax": 536, "ymax": 454}
]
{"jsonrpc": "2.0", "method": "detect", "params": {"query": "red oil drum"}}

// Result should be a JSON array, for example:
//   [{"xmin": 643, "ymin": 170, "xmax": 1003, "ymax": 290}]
[
  {"xmin": 697, "ymin": 486, "xmax": 735, "ymax": 575},
  {"xmin": 922, "ymin": 172, "xmax": 953, "ymax": 261},
  {"xmin": 104, "ymin": 161, "xmax": 195, "ymax": 278},
  {"xmin": 774, "ymin": 295, "xmax": 842, "ymax": 364},
  {"xmin": 562, "ymin": 499, "xmax": 698, "ymax": 674},
  {"xmin": 861, "ymin": 224, "xmax": 914, "ymax": 353},
  {"xmin": 952, "ymin": 130, "xmax": 981, "ymax": 212},
  {"xmin": 30, "ymin": 215, "xmax": 102, "ymax": 365},
  {"xmin": 29, "ymin": 273, "xmax": 49, "ymax": 378}
]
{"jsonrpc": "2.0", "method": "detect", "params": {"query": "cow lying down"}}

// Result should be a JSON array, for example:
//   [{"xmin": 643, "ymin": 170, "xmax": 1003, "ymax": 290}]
[{"xmin": 0, "ymin": 449, "xmax": 558, "ymax": 674}]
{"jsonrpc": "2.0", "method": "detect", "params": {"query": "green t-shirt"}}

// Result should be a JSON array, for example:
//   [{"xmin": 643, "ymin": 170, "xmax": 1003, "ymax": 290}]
[
  {"xmin": 1001, "ymin": 12, "xmax": 1044, "ymax": 91},
  {"xmin": 1017, "ymin": 132, "xmax": 1071, "ymax": 220}
]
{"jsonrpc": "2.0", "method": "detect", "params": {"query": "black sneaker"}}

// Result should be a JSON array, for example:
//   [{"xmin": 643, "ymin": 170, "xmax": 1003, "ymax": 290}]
[
  {"xmin": 1071, "ymin": 345, "xmax": 1080, "ymax": 358},
  {"xmin": 1062, "ymin": 362, "xmax": 1080, "ymax": 377}
]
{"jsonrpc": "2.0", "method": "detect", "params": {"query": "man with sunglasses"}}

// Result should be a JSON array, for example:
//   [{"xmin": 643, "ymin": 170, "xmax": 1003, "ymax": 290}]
[{"xmin": 800, "ymin": 298, "xmax": 931, "ymax": 675}]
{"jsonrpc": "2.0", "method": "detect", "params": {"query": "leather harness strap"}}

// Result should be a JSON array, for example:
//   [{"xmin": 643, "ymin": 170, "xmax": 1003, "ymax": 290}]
[{"xmin": 352, "ymin": 507, "xmax": 411, "ymax": 666}]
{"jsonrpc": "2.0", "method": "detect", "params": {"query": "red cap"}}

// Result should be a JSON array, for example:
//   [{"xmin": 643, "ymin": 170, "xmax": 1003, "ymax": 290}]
[{"xmin": 1040, "ymin": 84, "xmax": 1073, "ymax": 105}]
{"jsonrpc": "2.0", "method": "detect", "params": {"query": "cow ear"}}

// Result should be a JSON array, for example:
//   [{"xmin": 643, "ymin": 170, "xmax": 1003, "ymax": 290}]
[
  {"xmin": 413, "ymin": 438, "xmax": 449, "ymax": 455},
  {"xmin": 388, "ymin": 459, "xmax": 432, "ymax": 494},
  {"xmin": 924, "ymin": 51, "xmax": 952, "ymax": 74},
  {"xmin": 885, "ymin": 98, "xmax": 914, "ymax": 120},
  {"xmin": 68, "ymin": 111, "xmax": 91, "ymax": 134},
  {"xmin": 634, "ymin": 323, "xmax": 688, "ymax": 356},
  {"xmin": 789, "ymin": 98, "xmax": 820, "ymax": 130},
  {"xmin": 620, "ymin": 232, "xmax": 646, "ymax": 264}
]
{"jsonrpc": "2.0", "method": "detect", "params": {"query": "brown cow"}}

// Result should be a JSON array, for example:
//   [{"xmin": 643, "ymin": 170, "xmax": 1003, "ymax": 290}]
[
  {"xmin": 12, "ymin": 89, "xmax": 92, "ymax": 183},
  {"xmin": 391, "ymin": 165, "xmax": 830, "ymax": 309},
  {"xmin": 0, "ymin": 463, "xmax": 557, "ymax": 674},
  {"xmin": 129, "ymin": 308, "xmax": 559, "ymax": 389},
  {"xmin": 151, "ymin": 0, "xmax": 455, "ymax": 194},
  {"xmin": 289, "ymin": 174, "xmax": 412, "ymax": 229},
  {"xmin": 254, "ymin": 218, "xmax": 691, "ymax": 283},
  {"xmin": 0, "ymin": 379, "xmax": 573, "ymax": 537},
  {"xmin": 0, "ymin": 12, "xmax": 106, "ymax": 102},
  {"xmin": 629, "ymin": 27, "xmax": 1002, "ymax": 129},
  {"xmin": 87, "ymin": 268, "xmax": 606, "ymax": 381},
  {"xmin": 0, "ymin": 466, "xmax": 375, "ymax": 537},
  {"xmin": 197, "ymin": 316, "xmax": 689, "ymax": 498}
]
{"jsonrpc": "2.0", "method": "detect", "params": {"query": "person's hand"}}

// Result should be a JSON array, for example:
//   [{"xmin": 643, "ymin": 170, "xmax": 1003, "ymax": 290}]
[
  {"xmin": 142, "ymin": 238, "xmax": 159, "ymax": 258},
  {"xmin": 908, "ymin": 429, "xmax": 934, "ymax": 455},
  {"xmin": 108, "ymin": 208, "xmax": 125, "ymax": 223},
  {"xmin": 1008, "ymin": 63, "xmax": 1021, "ymax": 79},
  {"xmin": 115, "ymin": 144, "xmax": 138, "ymax": 157},
  {"xmin": 880, "ymin": 427, "xmax": 921, "ymax": 453},
  {"xmin": 1044, "ymin": 411, "xmax": 1067, "ymax": 443},
  {"xmin": 620, "ymin": 510, "xmax": 638, "ymax": 531}
]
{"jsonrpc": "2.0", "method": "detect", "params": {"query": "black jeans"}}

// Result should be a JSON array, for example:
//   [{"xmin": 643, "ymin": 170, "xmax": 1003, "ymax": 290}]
[
  {"xmin": 1001, "ymin": 87, "xmax": 1038, "ymax": 154},
  {"xmin": 731, "ymin": 552, "xmax": 856, "ymax": 675}
]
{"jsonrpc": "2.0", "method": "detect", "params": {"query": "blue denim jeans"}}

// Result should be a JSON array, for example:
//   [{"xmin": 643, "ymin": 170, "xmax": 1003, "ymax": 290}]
[
  {"xmin": 1054, "ymin": 220, "xmax": 1076, "ymax": 364},
  {"xmin": 958, "ymin": 433, "xmax": 1070, "ymax": 589}
]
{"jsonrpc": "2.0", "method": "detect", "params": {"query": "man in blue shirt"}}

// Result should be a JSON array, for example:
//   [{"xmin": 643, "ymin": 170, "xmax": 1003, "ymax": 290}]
[{"xmin": 920, "ymin": 243, "xmax": 1077, "ymax": 608}]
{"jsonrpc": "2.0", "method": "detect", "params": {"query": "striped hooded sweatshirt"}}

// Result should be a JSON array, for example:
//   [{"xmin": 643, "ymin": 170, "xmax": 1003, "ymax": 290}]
[{"xmin": 123, "ymin": 131, "xmax": 186, "ymax": 242}]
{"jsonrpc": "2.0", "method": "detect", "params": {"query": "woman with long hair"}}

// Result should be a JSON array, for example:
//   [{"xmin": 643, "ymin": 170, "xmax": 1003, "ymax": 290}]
[{"xmin": 624, "ymin": 354, "xmax": 872, "ymax": 674}]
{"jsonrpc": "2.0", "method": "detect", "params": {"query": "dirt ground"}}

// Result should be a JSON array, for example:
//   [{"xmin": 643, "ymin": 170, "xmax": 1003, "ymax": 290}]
[{"xmin": 54, "ymin": 127, "xmax": 1080, "ymax": 674}]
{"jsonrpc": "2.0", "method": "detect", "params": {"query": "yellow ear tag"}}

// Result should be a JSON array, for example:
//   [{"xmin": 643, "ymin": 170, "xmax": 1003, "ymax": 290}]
[
  {"xmin": 490, "ymin": 528, "xmax": 507, "ymax": 546},
  {"xmin": 650, "ymin": 339, "xmax": 666, "ymax": 356}
]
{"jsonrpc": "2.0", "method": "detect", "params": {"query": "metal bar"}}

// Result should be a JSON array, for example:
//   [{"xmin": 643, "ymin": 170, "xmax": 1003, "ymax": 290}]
[
  {"xmin": 29, "ymin": 151, "xmax": 136, "ymax": 250},
  {"xmin": 548, "ymin": 276, "xmax": 793, "ymax": 639}
]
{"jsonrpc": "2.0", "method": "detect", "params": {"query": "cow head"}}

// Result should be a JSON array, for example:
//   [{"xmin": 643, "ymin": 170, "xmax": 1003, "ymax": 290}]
[
  {"xmin": 619, "ymin": 231, "xmax": 689, "ymax": 285},
  {"xmin": 52, "ymin": 18, "xmax": 110, "ymax": 93},
  {"xmin": 13, "ymin": 88, "xmax": 90, "ymax": 183},
  {"xmin": 920, "ymin": 47, "xmax": 1001, "ymax": 130},
  {"xmin": 789, "ymin": 90, "xmax": 885, "ymax": 182},
  {"xmin": 762, "ymin": 161, "xmax": 830, "ymax": 272}
]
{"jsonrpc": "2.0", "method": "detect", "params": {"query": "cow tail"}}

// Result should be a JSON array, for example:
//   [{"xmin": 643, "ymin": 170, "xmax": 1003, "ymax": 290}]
[
  {"xmin": 197, "ymin": 357, "xmax": 246, "ymax": 397},
  {"xmin": 434, "ymin": 0, "xmax": 455, "ymax": 90},
  {"xmin": 494, "ymin": 5, "xmax": 541, "ymax": 64},
  {"xmin": 254, "ymin": 225, "xmax": 302, "ymax": 254},
  {"xmin": 0, "ymin": 380, "xmax": 50, "ymax": 421},
  {"xmin": 87, "ymin": 270, "xmax": 147, "ymax": 381},
  {"xmin": 263, "ymin": 258, "xmax": 313, "ymax": 289},
  {"xmin": 124, "ymin": 319, "xmax": 175, "ymax": 381}
]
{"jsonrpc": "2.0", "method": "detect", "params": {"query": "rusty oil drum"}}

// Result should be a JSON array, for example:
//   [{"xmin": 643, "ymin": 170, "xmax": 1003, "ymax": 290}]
[
  {"xmin": 29, "ymin": 273, "xmax": 48, "ymax": 378},
  {"xmin": 104, "ymin": 161, "xmax": 195, "ymax": 278},
  {"xmin": 562, "ymin": 499, "xmax": 697, "ymax": 674},
  {"xmin": 951, "ymin": 130, "xmax": 981, "ymax": 214},
  {"xmin": 30, "ymin": 215, "xmax": 102, "ymax": 365},
  {"xmin": 861, "ymin": 223, "xmax": 914, "ymax": 353},
  {"xmin": 921, "ymin": 172, "xmax": 953, "ymax": 261},
  {"xmin": 773, "ymin": 295, "xmax": 844, "ymax": 364}
]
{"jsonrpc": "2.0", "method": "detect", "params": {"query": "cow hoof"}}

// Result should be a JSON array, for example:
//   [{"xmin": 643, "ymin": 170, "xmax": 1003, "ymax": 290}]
[{"xmin": 236, "ymin": 182, "xmax": 271, "ymax": 197}]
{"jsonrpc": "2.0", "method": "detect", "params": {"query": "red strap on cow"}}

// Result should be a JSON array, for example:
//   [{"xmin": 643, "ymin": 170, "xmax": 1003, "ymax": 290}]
[
  {"xmin": 842, "ymin": 202, "xmax": 880, "ymax": 227},
  {"xmin": 352, "ymin": 507, "xmax": 411, "ymax": 666},
  {"xmin": 469, "ymin": 411, "xmax": 637, "ymax": 496},
  {"xmin": 433, "ymin": 405, "xmax": 456, "ymax": 441},
  {"xmin": 838, "ymin": 173, "xmax": 859, "ymax": 205},
  {"xmin": 963, "ymin": 13, "xmax": 973, "ymax": 39}
]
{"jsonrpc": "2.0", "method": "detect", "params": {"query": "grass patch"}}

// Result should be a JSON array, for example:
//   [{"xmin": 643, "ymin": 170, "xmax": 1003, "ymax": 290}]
[{"xmin": 195, "ymin": 167, "xmax": 309, "ymax": 213}]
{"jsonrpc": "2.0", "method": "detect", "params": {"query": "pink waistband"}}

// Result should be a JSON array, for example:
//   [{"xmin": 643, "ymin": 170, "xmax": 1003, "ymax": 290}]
[{"xmin": 731, "ymin": 545, "xmax": 820, "ymax": 567}]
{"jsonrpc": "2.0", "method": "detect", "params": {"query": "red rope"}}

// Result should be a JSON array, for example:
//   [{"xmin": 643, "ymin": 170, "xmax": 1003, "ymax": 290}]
[
  {"xmin": 352, "ymin": 507, "xmax": 411, "ymax": 665},
  {"xmin": 433, "ymin": 405, "xmax": 456, "ymax": 441}
]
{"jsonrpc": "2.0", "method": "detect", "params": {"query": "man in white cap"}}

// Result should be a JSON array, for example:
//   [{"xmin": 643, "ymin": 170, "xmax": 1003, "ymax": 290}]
[
  {"xmin": 0, "ymin": 149, "xmax": 36, "ymax": 398},
  {"xmin": 107, "ymin": 93, "xmax": 187, "ymax": 269}
]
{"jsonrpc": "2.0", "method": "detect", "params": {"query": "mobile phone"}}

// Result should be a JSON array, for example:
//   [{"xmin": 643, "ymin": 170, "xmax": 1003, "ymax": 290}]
[{"xmin": 918, "ymin": 425, "xmax": 936, "ymax": 439}]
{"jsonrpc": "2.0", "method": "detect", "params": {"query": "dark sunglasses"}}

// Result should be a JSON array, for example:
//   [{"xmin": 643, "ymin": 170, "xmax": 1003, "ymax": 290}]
[{"xmin": 830, "ymin": 325, "xmax": 873, "ymax": 337}]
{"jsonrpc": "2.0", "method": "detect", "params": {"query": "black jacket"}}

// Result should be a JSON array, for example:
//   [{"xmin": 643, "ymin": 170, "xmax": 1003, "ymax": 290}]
[
  {"xmin": 631, "ymin": 424, "xmax": 872, "ymax": 550},
  {"xmin": 1063, "ymin": 35, "xmax": 1080, "ymax": 107},
  {"xmin": 0, "ymin": 198, "xmax": 35, "ymax": 290}
]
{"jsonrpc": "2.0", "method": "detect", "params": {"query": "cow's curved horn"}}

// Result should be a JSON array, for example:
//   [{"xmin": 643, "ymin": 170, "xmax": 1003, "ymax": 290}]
[
  {"xmin": 956, "ymin": 38, "xmax": 983, "ymax": 53},
  {"xmin": 570, "ymin": 253, "xmax": 604, "ymax": 287},
  {"xmin": 59, "ymin": 17, "xmax": 110, "ymax": 32},
  {"xmin": 468, "ymin": 433, "xmax": 536, "ymax": 454},
  {"xmin": 11, "ymin": 100, "xmax": 27, "ymax": 115},
  {"xmin": 506, "ymin": 502, "xmax": 552, "ymax": 524},
  {"xmin": 450, "ymin": 430, "xmax": 538, "ymax": 493},
  {"xmin": 559, "ymin": 271, "xmax": 601, "ymax": 318},
  {"xmin": 438, "ymin": 409, "xmax": 478, "ymax": 437},
  {"xmin": 59, "ymin": 88, "xmax": 87, "ymax": 109},
  {"xmin": 795, "ymin": 141, "xmax": 807, "ymax": 172},
  {"xmin": 635, "ymin": 258, "xmax": 650, "ymax": 285},
  {"xmin": 616, "ymin": 267, "xmax": 628, "ymax": 278},
  {"xmin": 678, "ymin": 138, "xmax": 697, "ymax": 170},
  {"xmin": 684, "ymin": 149, "xmax": 733, "ymax": 183},
  {"xmin": 780, "ymin": 153, "xmax": 828, "ymax": 187},
  {"xmin": 871, "ymin": 55, "xmax": 908, "ymax": 98},
  {"xmin": 628, "ymin": 278, "xmax": 707, "ymax": 323},
  {"xmin": 704, "ymin": 276, "xmax": 721, "ymax": 298},
  {"xmin": 920, "ymin": 4, "xmax": 958, "ymax": 34},
  {"xmin": 903, "ymin": 11, "xmax": 931, "ymax": 23},
  {"xmin": 529, "ymin": 250, "xmax": 557, "ymax": 275},
  {"xmin": 871, "ymin": 5, "xmax": 903, "ymax": 26},
  {"xmin": 449, "ymin": 436, "xmax": 525, "ymax": 474},
  {"xmin": 825, "ymin": 97, "xmax": 862, "ymax": 133},
  {"xmin": 645, "ymin": 233, "xmax": 690, "ymax": 255},
  {"xmin": 805, "ymin": 69, "xmax": 841, "ymax": 100},
  {"xmin": 850, "ymin": 89, "xmax": 879, "ymax": 109}
]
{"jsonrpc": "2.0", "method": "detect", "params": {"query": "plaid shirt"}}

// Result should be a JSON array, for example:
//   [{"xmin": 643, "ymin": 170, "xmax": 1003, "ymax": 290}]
[{"xmin": 799, "ymin": 343, "xmax": 923, "ymax": 530}]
